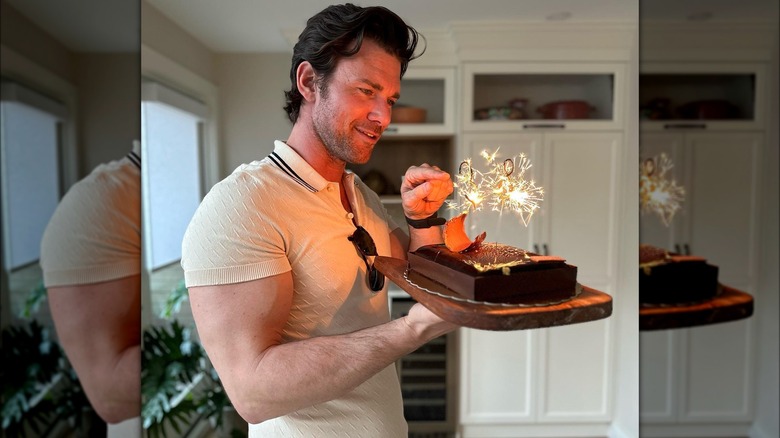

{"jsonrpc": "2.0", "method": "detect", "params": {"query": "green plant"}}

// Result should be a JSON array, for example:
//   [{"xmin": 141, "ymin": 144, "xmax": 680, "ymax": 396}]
[
  {"xmin": 19, "ymin": 281, "xmax": 47, "ymax": 319},
  {"xmin": 1, "ymin": 286, "xmax": 98, "ymax": 437},
  {"xmin": 142, "ymin": 280, "xmax": 243, "ymax": 438},
  {"xmin": 141, "ymin": 320, "xmax": 204, "ymax": 437},
  {"xmin": 158, "ymin": 279, "xmax": 188, "ymax": 320}
]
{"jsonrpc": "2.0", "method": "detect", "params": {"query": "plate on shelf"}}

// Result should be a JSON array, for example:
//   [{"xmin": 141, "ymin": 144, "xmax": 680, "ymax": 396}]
[{"xmin": 375, "ymin": 256, "xmax": 612, "ymax": 331}]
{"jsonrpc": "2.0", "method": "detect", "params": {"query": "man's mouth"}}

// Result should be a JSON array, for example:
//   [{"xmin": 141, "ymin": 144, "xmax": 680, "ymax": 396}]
[{"xmin": 356, "ymin": 126, "xmax": 382, "ymax": 140}]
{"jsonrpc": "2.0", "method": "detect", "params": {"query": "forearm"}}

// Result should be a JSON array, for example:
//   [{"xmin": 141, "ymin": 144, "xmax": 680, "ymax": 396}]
[
  {"xmin": 407, "ymin": 225, "xmax": 443, "ymax": 252},
  {"xmin": 228, "ymin": 314, "xmax": 449, "ymax": 424}
]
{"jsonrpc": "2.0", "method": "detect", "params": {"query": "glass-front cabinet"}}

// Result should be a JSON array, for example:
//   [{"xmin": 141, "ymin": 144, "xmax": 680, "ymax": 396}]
[
  {"xmin": 384, "ymin": 67, "xmax": 456, "ymax": 136},
  {"xmin": 462, "ymin": 62, "xmax": 626, "ymax": 132},
  {"xmin": 639, "ymin": 62, "xmax": 767, "ymax": 131}
]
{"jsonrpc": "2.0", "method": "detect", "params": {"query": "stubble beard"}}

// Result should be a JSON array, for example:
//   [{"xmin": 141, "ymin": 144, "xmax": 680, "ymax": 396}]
[{"xmin": 312, "ymin": 85, "xmax": 375, "ymax": 165}]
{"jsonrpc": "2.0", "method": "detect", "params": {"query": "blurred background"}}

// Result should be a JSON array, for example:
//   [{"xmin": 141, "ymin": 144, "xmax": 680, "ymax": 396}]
[
  {"xmin": 0, "ymin": 1, "xmax": 777, "ymax": 438},
  {"xmin": 1, "ymin": 0, "xmax": 139, "ymax": 435}
]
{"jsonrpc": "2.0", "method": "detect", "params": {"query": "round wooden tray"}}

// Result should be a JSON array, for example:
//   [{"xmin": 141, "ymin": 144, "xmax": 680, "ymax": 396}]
[
  {"xmin": 639, "ymin": 285, "xmax": 753, "ymax": 331},
  {"xmin": 375, "ymin": 256, "xmax": 612, "ymax": 331}
]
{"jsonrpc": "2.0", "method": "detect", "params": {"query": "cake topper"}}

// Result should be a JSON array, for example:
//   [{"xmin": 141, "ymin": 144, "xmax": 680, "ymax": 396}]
[
  {"xmin": 639, "ymin": 153, "xmax": 685, "ymax": 227},
  {"xmin": 448, "ymin": 148, "xmax": 544, "ymax": 227}
]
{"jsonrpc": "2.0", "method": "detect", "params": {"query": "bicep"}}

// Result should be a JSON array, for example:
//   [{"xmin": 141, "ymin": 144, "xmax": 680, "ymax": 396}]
[
  {"xmin": 188, "ymin": 272, "xmax": 294, "ymax": 388},
  {"xmin": 48, "ymin": 275, "xmax": 141, "ymax": 366}
]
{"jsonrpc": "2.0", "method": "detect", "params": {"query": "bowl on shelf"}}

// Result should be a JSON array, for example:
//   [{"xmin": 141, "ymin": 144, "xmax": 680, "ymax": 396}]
[
  {"xmin": 391, "ymin": 105, "xmax": 427, "ymax": 123},
  {"xmin": 676, "ymin": 100, "xmax": 740, "ymax": 120},
  {"xmin": 537, "ymin": 100, "xmax": 595, "ymax": 119},
  {"xmin": 474, "ymin": 106, "xmax": 525, "ymax": 120}
]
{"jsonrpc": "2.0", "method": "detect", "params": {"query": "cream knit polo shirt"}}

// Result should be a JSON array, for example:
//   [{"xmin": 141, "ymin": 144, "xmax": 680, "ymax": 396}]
[
  {"xmin": 181, "ymin": 140, "xmax": 407, "ymax": 437},
  {"xmin": 40, "ymin": 151, "xmax": 141, "ymax": 287}
]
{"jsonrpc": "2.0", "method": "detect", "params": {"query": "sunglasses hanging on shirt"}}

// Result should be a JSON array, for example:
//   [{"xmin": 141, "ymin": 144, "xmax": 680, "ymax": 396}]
[{"xmin": 348, "ymin": 226, "xmax": 385, "ymax": 292}]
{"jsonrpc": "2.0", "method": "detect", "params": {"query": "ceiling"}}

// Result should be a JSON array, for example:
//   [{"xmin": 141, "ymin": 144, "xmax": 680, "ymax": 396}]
[{"xmin": 3, "ymin": 0, "xmax": 778, "ymax": 53}]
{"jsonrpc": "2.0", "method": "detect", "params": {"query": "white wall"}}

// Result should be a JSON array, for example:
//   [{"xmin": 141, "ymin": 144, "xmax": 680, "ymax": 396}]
[
  {"xmin": 141, "ymin": 0, "xmax": 215, "ymax": 84},
  {"xmin": 75, "ymin": 53, "xmax": 139, "ymax": 174},
  {"xmin": 214, "ymin": 53, "xmax": 291, "ymax": 176},
  {"xmin": 0, "ymin": 0, "xmax": 75, "ymax": 84}
]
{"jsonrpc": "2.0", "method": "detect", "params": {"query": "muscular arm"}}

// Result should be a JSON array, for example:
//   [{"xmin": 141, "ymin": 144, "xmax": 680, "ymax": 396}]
[
  {"xmin": 189, "ymin": 273, "xmax": 454, "ymax": 424},
  {"xmin": 47, "ymin": 274, "xmax": 141, "ymax": 424}
]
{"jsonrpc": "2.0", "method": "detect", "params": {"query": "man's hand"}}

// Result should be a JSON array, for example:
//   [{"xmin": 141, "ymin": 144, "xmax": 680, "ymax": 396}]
[{"xmin": 400, "ymin": 164, "xmax": 453, "ymax": 220}]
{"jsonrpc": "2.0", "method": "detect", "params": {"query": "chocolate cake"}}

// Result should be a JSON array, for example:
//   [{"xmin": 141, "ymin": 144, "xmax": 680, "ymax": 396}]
[
  {"xmin": 408, "ymin": 243, "xmax": 578, "ymax": 304},
  {"xmin": 639, "ymin": 244, "xmax": 720, "ymax": 305}
]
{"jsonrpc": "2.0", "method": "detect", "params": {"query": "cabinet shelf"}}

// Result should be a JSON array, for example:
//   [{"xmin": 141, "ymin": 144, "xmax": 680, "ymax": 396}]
[
  {"xmin": 639, "ymin": 63, "xmax": 767, "ymax": 131},
  {"xmin": 463, "ymin": 62, "xmax": 626, "ymax": 132},
  {"xmin": 383, "ymin": 67, "xmax": 455, "ymax": 136}
]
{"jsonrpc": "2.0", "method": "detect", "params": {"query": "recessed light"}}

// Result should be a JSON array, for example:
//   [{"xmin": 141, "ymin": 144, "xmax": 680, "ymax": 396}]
[
  {"xmin": 686, "ymin": 11, "xmax": 713, "ymax": 21},
  {"xmin": 546, "ymin": 11, "xmax": 572, "ymax": 21}
]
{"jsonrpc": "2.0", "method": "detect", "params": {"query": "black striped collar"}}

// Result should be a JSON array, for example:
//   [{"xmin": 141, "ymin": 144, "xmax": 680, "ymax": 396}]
[
  {"xmin": 127, "ymin": 150, "xmax": 141, "ymax": 170},
  {"xmin": 267, "ymin": 140, "xmax": 329, "ymax": 193}
]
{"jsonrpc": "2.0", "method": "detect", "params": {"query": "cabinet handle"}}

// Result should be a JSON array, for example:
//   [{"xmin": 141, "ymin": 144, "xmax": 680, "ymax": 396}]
[
  {"xmin": 523, "ymin": 123, "xmax": 566, "ymax": 129},
  {"xmin": 684, "ymin": 244, "xmax": 691, "ymax": 255},
  {"xmin": 543, "ymin": 244, "xmax": 549, "ymax": 256},
  {"xmin": 533, "ymin": 244, "xmax": 540, "ymax": 254},
  {"xmin": 384, "ymin": 126, "xmax": 399, "ymax": 133},
  {"xmin": 675, "ymin": 244, "xmax": 681, "ymax": 254},
  {"xmin": 663, "ymin": 123, "xmax": 707, "ymax": 130}
]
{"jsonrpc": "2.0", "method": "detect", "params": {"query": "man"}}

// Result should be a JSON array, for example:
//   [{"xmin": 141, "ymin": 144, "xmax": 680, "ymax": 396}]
[{"xmin": 182, "ymin": 4, "xmax": 457, "ymax": 436}]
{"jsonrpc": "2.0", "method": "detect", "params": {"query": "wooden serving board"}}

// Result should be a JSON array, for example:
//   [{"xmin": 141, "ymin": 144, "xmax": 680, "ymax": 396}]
[
  {"xmin": 639, "ymin": 285, "xmax": 753, "ymax": 331},
  {"xmin": 375, "ymin": 256, "xmax": 612, "ymax": 331}
]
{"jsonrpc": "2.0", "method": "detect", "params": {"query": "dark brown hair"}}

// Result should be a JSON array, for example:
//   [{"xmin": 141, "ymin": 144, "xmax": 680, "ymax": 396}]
[{"xmin": 283, "ymin": 3, "xmax": 423, "ymax": 123}]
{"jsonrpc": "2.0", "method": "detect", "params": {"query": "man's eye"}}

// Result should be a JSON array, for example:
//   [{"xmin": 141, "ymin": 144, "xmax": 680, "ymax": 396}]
[
  {"xmin": 388, "ymin": 99, "xmax": 397, "ymax": 107},
  {"xmin": 360, "ymin": 88, "xmax": 373, "ymax": 96}
]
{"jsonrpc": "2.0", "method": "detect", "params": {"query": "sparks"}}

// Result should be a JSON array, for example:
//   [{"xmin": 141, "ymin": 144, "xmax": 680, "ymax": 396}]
[
  {"xmin": 447, "ymin": 148, "xmax": 544, "ymax": 226},
  {"xmin": 639, "ymin": 153, "xmax": 685, "ymax": 227}
]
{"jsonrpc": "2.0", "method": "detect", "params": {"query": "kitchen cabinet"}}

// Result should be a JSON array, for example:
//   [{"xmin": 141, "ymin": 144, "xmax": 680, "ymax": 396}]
[
  {"xmin": 384, "ymin": 67, "xmax": 456, "ymax": 137},
  {"xmin": 462, "ymin": 62, "xmax": 627, "ymax": 132},
  {"xmin": 458, "ymin": 131, "xmax": 621, "ymax": 434},
  {"xmin": 460, "ymin": 132, "xmax": 620, "ymax": 288},
  {"xmin": 638, "ymin": 55, "xmax": 766, "ymax": 436},
  {"xmin": 639, "ymin": 63, "xmax": 768, "ymax": 132},
  {"xmin": 639, "ymin": 129, "xmax": 761, "ymax": 433}
]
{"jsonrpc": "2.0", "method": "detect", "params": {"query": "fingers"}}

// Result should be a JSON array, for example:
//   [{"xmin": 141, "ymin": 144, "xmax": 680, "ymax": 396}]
[
  {"xmin": 399, "ymin": 163, "xmax": 453, "ymax": 219},
  {"xmin": 401, "ymin": 164, "xmax": 451, "ymax": 194},
  {"xmin": 402, "ymin": 164, "xmax": 450, "ymax": 187}
]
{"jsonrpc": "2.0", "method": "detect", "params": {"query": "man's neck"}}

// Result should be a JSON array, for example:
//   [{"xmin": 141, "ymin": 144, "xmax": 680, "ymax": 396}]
[{"xmin": 286, "ymin": 123, "xmax": 346, "ymax": 183}]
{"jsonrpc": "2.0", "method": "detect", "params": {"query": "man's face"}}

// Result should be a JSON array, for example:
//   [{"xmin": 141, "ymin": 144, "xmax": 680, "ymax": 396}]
[{"xmin": 311, "ymin": 39, "xmax": 402, "ymax": 165}]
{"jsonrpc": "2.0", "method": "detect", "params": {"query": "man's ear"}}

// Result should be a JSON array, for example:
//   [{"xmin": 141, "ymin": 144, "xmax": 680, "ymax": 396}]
[{"xmin": 296, "ymin": 61, "xmax": 318, "ymax": 103}]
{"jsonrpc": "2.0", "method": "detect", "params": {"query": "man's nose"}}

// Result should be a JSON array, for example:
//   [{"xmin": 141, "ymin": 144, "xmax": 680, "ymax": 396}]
[{"xmin": 368, "ymin": 99, "xmax": 392, "ymax": 128}]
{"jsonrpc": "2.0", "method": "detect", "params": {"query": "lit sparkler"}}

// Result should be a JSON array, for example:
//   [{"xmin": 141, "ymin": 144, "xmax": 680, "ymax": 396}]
[
  {"xmin": 639, "ymin": 153, "xmax": 685, "ymax": 227},
  {"xmin": 447, "ymin": 148, "xmax": 544, "ymax": 226}
]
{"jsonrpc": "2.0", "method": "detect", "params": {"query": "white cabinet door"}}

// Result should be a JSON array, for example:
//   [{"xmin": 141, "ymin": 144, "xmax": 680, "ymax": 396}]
[
  {"xmin": 639, "ymin": 132, "xmax": 688, "ymax": 252},
  {"xmin": 639, "ymin": 330, "xmax": 679, "ymax": 422},
  {"xmin": 680, "ymin": 320, "xmax": 755, "ymax": 423},
  {"xmin": 541, "ymin": 132, "xmax": 621, "ymax": 286},
  {"xmin": 685, "ymin": 132, "xmax": 761, "ymax": 289},
  {"xmin": 537, "ymin": 132, "xmax": 619, "ymax": 422},
  {"xmin": 460, "ymin": 328, "xmax": 536, "ymax": 423},
  {"xmin": 678, "ymin": 132, "xmax": 760, "ymax": 424},
  {"xmin": 459, "ymin": 133, "xmax": 542, "ymax": 252},
  {"xmin": 458, "ymin": 132, "xmax": 620, "ymax": 428},
  {"xmin": 639, "ymin": 131, "xmax": 761, "ymax": 431}
]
